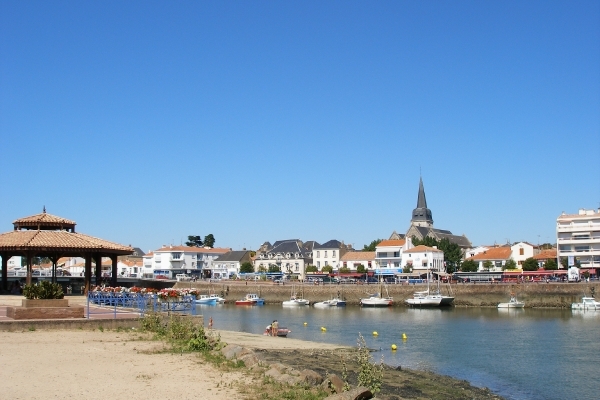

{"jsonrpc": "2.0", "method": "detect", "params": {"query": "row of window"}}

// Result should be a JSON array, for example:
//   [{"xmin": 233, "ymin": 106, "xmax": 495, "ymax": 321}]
[{"xmin": 315, "ymin": 250, "xmax": 336, "ymax": 258}]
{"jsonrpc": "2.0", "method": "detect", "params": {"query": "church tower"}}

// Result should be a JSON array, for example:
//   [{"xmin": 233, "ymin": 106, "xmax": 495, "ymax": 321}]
[{"xmin": 410, "ymin": 177, "xmax": 433, "ymax": 228}]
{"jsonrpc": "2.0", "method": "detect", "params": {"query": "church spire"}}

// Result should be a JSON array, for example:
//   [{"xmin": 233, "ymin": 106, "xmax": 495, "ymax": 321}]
[{"xmin": 411, "ymin": 177, "xmax": 433, "ymax": 227}]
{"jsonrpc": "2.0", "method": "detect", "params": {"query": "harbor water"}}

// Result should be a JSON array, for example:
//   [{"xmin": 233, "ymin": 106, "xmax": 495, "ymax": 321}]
[{"xmin": 197, "ymin": 304, "xmax": 599, "ymax": 400}]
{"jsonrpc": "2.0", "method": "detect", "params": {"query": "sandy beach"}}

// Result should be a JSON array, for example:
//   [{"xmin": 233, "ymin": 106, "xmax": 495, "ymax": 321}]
[{"xmin": 0, "ymin": 328, "xmax": 345, "ymax": 400}]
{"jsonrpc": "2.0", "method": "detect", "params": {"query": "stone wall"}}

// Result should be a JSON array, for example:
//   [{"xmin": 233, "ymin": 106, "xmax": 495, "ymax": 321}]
[{"xmin": 175, "ymin": 281, "xmax": 600, "ymax": 308}]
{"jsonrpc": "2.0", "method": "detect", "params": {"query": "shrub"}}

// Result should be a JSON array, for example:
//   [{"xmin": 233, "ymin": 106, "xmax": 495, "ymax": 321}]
[
  {"xmin": 356, "ymin": 333, "xmax": 384, "ymax": 395},
  {"xmin": 23, "ymin": 281, "xmax": 64, "ymax": 299}
]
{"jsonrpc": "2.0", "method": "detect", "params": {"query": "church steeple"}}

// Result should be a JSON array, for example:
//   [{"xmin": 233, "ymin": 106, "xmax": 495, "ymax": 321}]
[{"xmin": 411, "ymin": 177, "xmax": 433, "ymax": 228}]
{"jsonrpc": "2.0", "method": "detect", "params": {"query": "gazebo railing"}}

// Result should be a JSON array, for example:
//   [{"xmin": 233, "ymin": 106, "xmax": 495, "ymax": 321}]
[{"xmin": 86, "ymin": 292, "xmax": 197, "ymax": 319}]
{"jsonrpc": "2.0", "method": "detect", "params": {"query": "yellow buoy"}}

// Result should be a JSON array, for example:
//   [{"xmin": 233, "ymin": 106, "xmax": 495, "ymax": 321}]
[
  {"xmin": 402, "ymin": 333, "xmax": 408, "ymax": 340},
  {"xmin": 320, "ymin": 327, "xmax": 327, "ymax": 331},
  {"xmin": 303, "ymin": 322, "xmax": 308, "ymax": 326},
  {"xmin": 391, "ymin": 344, "xmax": 397, "ymax": 350},
  {"xmin": 372, "ymin": 331, "xmax": 378, "ymax": 336}
]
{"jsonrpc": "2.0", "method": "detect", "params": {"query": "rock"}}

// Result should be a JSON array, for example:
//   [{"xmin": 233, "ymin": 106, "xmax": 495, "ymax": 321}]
[
  {"xmin": 264, "ymin": 368, "xmax": 282, "ymax": 380},
  {"xmin": 299, "ymin": 369, "xmax": 323, "ymax": 386},
  {"xmin": 324, "ymin": 386, "xmax": 373, "ymax": 400},
  {"xmin": 240, "ymin": 353, "xmax": 260, "ymax": 367},
  {"xmin": 221, "ymin": 344, "xmax": 244, "ymax": 359},
  {"xmin": 268, "ymin": 362, "xmax": 291, "ymax": 374},
  {"xmin": 327, "ymin": 373, "xmax": 346, "ymax": 394}
]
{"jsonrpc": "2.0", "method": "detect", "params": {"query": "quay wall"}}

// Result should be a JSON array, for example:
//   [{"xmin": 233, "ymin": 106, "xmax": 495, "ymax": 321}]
[{"xmin": 174, "ymin": 281, "xmax": 600, "ymax": 308}]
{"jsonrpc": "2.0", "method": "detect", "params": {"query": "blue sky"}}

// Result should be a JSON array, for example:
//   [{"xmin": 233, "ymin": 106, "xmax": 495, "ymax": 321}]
[{"xmin": 1, "ymin": 1, "xmax": 599, "ymax": 253}]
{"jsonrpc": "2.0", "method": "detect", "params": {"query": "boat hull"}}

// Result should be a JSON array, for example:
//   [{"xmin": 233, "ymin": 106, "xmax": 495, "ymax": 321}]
[
  {"xmin": 498, "ymin": 302, "xmax": 524, "ymax": 308},
  {"xmin": 360, "ymin": 297, "xmax": 393, "ymax": 307}
]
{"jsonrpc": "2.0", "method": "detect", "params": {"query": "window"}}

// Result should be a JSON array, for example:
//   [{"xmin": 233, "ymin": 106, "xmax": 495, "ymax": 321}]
[
  {"xmin": 393, "ymin": 251, "xmax": 400, "ymax": 257},
  {"xmin": 324, "ymin": 251, "xmax": 328, "ymax": 257},
  {"xmin": 332, "ymin": 250, "xmax": 336, "ymax": 257},
  {"xmin": 172, "ymin": 252, "xmax": 182, "ymax": 260},
  {"xmin": 317, "ymin": 261, "xmax": 320, "ymax": 268},
  {"xmin": 519, "ymin": 248, "xmax": 524, "ymax": 256},
  {"xmin": 295, "ymin": 264, "xmax": 299, "ymax": 271},
  {"xmin": 317, "ymin": 251, "xmax": 320, "ymax": 258},
  {"xmin": 377, "ymin": 252, "xmax": 387, "ymax": 258}
]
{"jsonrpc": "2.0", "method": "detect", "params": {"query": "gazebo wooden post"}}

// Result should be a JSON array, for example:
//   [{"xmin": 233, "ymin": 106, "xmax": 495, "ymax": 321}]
[
  {"xmin": 26, "ymin": 253, "xmax": 33, "ymax": 286},
  {"xmin": 94, "ymin": 254, "xmax": 102, "ymax": 286},
  {"xmin": 84, "ymin": 254, "xmax": 92, "ymax": 295},
  {"xmin": 111, "ymin": 255, "xmax": 118, "ymax": 287},
  {"xmin": 1, "ymin": 252, "xmax": 9, "ymax": 291}
]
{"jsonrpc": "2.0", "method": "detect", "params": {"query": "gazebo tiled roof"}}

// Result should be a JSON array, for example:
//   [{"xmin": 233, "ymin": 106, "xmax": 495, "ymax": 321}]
[
  {"xmin": 0, "ymin": 230, "xmax": 132, "ymax": 253},
  {"xmin": 13, "ymin": 208, "xmax": 77, "ymax": 231}
]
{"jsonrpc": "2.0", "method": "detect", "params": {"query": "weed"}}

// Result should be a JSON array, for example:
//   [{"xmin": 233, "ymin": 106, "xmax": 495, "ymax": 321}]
[
  {"xmin": 356, "ymin": 333, "xmax": 384, "ymax": 396},
  {"xmin": 98, "ymin": 326, "xmax": 104, "ymax": 332}
]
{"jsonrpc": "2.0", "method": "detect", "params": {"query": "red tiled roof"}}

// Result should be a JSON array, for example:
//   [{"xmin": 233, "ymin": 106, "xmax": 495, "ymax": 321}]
[
  {"xmin": 407, "ymin": 245, "xmax": 443, "ymax": 253},
  {"xmin": 340, "ymin": 251, "xmax": 375, "ymax": 261},
  {"xmin": 13, "ymin": 212, "xmax": 76, "ymax": 227},
  {"xmin": 0, "ymin": 230, "xmax": 132, "ymax": 253},
  {"xmin": 533, "ymin": 249, "xmax": 557, "ymax": 260},
  {"xmin": 377, "ymin": 239, "xmax": 406, "ymax": 247},
  {"xmin": 467, "ymin": 247, "xmax": 512, "ymax": 261}
]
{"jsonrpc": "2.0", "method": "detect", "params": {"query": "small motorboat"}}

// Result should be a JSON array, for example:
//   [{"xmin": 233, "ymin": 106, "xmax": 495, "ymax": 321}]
[
  {"xmin": 235, "ymin": 293, "xmax": 265, "ymax": 305},
  {"xmin": 498, "ymin": 294, "xmax": 525, "ymax": 308},
  {"xmin": 282, "ymin": 294, "xmax": 310, "ymax": 306},
  {"xmin": 571, "ymin": 296, "xmax": 600, "ymax": 310},
  {"xmin": 313, "ymin": 298, "xmax": 346, "ymax": 307},
  {"xmin": 209, "ymin": 294, "xmax": 225, "ymax": 304},
  {"xmin": 195, "ymin": 295, "xmax": 218, "ymax": 305},
  {"xmin": 263, "ymin": 326, "xmax": 291, "ymax": 337}
]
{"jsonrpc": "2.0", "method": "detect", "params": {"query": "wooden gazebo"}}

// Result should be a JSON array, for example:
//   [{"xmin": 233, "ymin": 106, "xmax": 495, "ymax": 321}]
[{"xmin": 0, "ymin": 209, "xmax": 133, "ymax": 293}]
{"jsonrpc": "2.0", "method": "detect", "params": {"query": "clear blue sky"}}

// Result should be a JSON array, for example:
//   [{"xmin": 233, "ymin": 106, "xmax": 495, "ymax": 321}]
[{"xmin": 1, "ymin": 1, "xmax": 599, "ymax": 253}]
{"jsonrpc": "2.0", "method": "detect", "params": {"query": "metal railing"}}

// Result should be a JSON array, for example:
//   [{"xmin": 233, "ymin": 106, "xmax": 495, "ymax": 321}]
[{"xmin": 86, "ymin": 292, "xmax": 197, "ymax": 319}]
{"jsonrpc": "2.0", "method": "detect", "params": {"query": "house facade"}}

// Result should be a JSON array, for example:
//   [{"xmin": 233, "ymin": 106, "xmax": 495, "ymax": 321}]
[
  {"xmin": 557, "ymin": 209, "xmax": 600, "ymax": 270},
  {"xmin": 374, "ymin": 239, "xmax": 406, "ymax": 276},
  {"xmin": 210, "ymin": 250, "xmax": 252, "ymax": 278},
  {"xmin": 340, "ymin": 251, "xmax": 375, "ymax": 271},
  {"xmin": 254, "ymin": 239, "xmax": 315, "ymax": 280},
  {"xmin": 142, "ymin": 245, "xmax": 231, "ymax": 279},
  {"xmin": 402, "ymin": 245, "xmax": 445, "ymax": 274},
  {"xmin": 510, "ymin": 242, "xmax": 539, "ymax": 267},
  {"xmin": 466, "ymin": 247, "xmax": 512, "ymax": 272},
  {"xmin": 312, "ymin": 240, "xmax": 351, "ymax": 271}
]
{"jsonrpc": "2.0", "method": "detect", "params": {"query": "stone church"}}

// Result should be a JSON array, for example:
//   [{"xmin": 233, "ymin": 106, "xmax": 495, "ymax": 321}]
[{"xmin": 389, "ymin": 177, "xmax": 472, "ymax": 249}]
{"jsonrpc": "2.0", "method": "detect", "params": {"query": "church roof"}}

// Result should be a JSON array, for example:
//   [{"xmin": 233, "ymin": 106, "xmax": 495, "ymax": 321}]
[{"xmin": 411, "ymin": 177, "xmax": 433, "ymax": 225}]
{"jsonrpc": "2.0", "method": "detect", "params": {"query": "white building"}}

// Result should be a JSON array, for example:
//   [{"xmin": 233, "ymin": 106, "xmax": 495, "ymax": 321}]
[
  {"xmin": 374, "ymin": 239, "xmax": 405, "ymax": 276},
  {"xmin": 209, "ymin": 250, "xmax": 252, "ymax": 279},
  {"xmin": 142, "ymin": 245, "xmax": 231, "ymax": 279},
  {"xmin": 403, "ymin": 245, "xmax": 445, "ymax": 274},
  {"xmin": 254, "ymin": 239, "xmax": 315, "ymax": 280},
  {"xmin": 510, "ymin": 242, "xmax": 539, "ymax": 268},
  {"xmin": 340, "ymin": 251, "xmax": 376, "ymax": 271},
  {"xmin": 312, "ymin": 240, "xmax": 350, "ymax": 271},
  {"xmin": 557, "ymin": 209, "xmax": 600, "ymax": 270}
]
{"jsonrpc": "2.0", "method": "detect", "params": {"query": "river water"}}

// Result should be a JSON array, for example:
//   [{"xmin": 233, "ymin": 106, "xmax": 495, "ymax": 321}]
[{"xmin": 197, "ymin": 304, "xmax": 598, "ymax": 400}]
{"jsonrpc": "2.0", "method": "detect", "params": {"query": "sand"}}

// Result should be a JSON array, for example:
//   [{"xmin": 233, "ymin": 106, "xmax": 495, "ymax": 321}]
[{"xmin": 0, "ymin": 328, "xmax": 346, "ymax": 400}]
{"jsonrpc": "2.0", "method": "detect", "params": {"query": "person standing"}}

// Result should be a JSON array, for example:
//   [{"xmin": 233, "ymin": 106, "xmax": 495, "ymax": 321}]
[{"xmin": 272, "ymin": 320, "xmax": 279, "ymax": 337}]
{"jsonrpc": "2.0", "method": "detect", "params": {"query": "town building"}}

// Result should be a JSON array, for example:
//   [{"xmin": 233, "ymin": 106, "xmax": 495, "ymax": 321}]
[
  {"xmin": 510, "ymin": 242, "xmax": 539, "ymax": 267},
  {"xmin": 403, "ymin": 245, "xmax": 445, "ymax": 274},
  {"xmin": 254, "ymin": 239, "xmax": 315, "ymax": 280},
  {"xmin": 465, "ymin": 246, "xmax": 512, "ymax": 272},
  {"xmin": 312, "ymin": 240, "xmax": 352, "ymax": 271},
  {"xmin": 374, "ymin": 239, "xmax": 406, "ymax": 276},
  {"xmin": 340, "ymin": 251, "xmax": 375, "ymax": 271},
  {"xmin": 556, "ymin": 208, "xmax": 600, "ymax": 270},
  {"xmin": 142, "ymin": 245, "xmax": 231, "ymax": 279},
  {"xmin": 210, "ymin": 250, "xmax": 253, "ymax": 278}
]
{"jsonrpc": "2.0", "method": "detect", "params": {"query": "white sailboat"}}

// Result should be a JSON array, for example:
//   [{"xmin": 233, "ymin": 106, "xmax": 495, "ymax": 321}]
[
  {"xmin": 360, "ymin": 277, "xmax": 393, "ymax": 307},
  {"xmin": 405, "ymin": 268, "xmax": 454, "ymax": 307},
  {"xmin": 282, "ymin": 285, "xmax": 310, "ymax": 306},
  {"xmin": 498, "ymin": 294, "xmax": 525, "ymax": 308}
]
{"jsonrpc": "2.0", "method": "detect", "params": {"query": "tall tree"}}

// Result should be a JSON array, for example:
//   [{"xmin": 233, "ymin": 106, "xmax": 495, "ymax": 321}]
[
  {"xmin": 363, "ymin": 239, "xmax": 383, "ymax": 252},
  {"xmin": 438, "ymin": 238, "xmax": 462, "ymax": 273},
  {"xmin": 321, "ymin": 265, "xmax": 333, "ymax": 273},
  {"xmin": 483, "ymin": 260, "xmax": 493, "ymax": 271},
  {"xmin": 268, "ymin": 264, "xmax": 281, "ymax": 273},
  {"xmin": 503, "ymin": 258, "xmax": 517, "ymax": 270},
  {"xmin": 185, "ymin": 235, "xmax": 203, "ymax": 247},
  {"xmin": 461, "ymin": 259, "xmax": 478, "ymax": 272},
  {"xmin": 240, "ymin": 262, "xmax": 254, "ymax": 273},
  {"xmin": 203, "ymin": 234, "xmax": 215, "ymax": 248},
  {"xmin": 522, "ymin": 257, "xmax": 539, "ymax": 271},
  {"xmin": 544, "ymin": 259, "xmax": 558, "ymax": 270},
  {"xmin": 356, "ymin": 264, "xmax": 366, "ymax": 273}
]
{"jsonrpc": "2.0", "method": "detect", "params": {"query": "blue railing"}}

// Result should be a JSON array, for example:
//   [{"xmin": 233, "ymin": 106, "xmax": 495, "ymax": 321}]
[{"xmin": 86, "ymin": 292, "xmax": 197, "ymax": 319}]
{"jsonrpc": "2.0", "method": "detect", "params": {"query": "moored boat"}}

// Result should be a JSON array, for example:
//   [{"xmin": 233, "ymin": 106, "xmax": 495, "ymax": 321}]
[
  {"xmin": 313, "ymin": 297, "xmax": 346, "ymax": 307},
  {"xmin": 195, "ymin": 295, "xmax": 218, "ymax": 305},
  {"xmin": 209, "ymin": 294, "xmax": 226, "ymax": 304},
  {"xmin": 235, "ymin": 293, "xmax": 265, "ymax": 305},
  {"xmin": 282, "ymin": 295, "xmax": 310, "ymax": 306},
  {"xmin": 360, "ymin": 293, "xmax": 393, "ymax": 307},
  {"xmin": 571, "ymin": 296, "xmax": 600, "ymax": 310},
  {"xmin": 498, "ymin": 294, "xmax": 524, "ymax": 308}
]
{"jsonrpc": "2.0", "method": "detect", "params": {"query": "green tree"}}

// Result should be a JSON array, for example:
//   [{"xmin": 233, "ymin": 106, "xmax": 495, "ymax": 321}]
[
  {"xmin": 403, "ymin": 263, "xmax": 412, "ymax": 273},
  {"xmin": 305, "ymin": 265, "xmax": 318, "ymax": 273},
  {"xmin": 203, "ymin": 234, "xmax": 215, "ymax": 248},
  {"xmin": 362, "ymin": 239, "xmax": 383, "ymax": 252},
  {"xmin": 503, "ymin": 258, "xmax": 517, "ymax": 270},
  {"xmin": 559, "ymin": 257, "xmax": 568, "ymax": 268},
  {"xmin": 322, "ymin": 265, "xmax": 333, "ymax": 273},
  {"xmin": 239, "ymin": 262, "xmax": 254, "ymax": 274},
  {"xmin": 356, "ymin": 264, "xmax": 366, "ymax": 273},
  {"xmin": 522, "ymin": 257, "xmax": 539, "ymax": 271},
  {"xmin": 268, "ymin": 264, "xmax": 281, "ymax": 273},
  {"xmin": 483, "ymin": 260, "xmax": 493, "ymax": 271},
  {"xmin": 437, "ymin": 238, "xmax": 462, "ymax": 273},
  {"xmin": 461, "ymin": 259, "xmax": 478, "ymax": 272},
  {"xmin": 339, "ymin": 266, "xmax": 350, "ymax": 273},
  {"xmin": 258, "ymin": 265, "xmax": 267, "ymax": 273},
  {"xmin": 185, "ymin": 235, "xmax": 203, "ymax": 247},
  {"xmin": 412, "ymin": 236, "xmax": 438, "ymax": 247},
  {"xmin": 544, "ymin": 259, "xmax": 558, "ymax": 270}
]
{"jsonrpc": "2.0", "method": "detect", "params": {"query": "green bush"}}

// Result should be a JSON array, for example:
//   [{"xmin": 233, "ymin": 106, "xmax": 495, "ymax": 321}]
[{"xmin": 22, "ymin": 281, "xmax": 64, "ymax": 299}]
